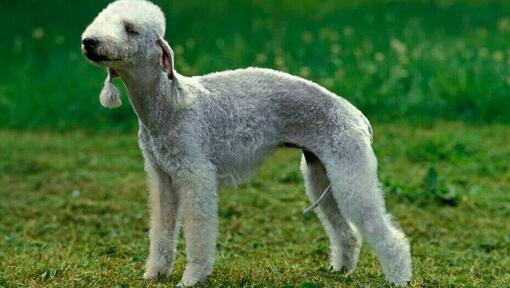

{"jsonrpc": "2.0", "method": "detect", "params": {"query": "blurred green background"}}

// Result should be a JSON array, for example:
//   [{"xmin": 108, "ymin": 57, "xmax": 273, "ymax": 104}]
[
  {"xmin": 2, "ymin": 0, "xmax": 510, "ymax": 130},
  {"xmin": 1, "ymin": 1, "xmax": 510, "ymax": 287}
]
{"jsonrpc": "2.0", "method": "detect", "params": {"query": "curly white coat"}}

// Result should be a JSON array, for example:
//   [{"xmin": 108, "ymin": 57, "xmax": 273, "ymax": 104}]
[{"xmin": 82, "ymin": 0, "xmax": 412, "ymax": 286}]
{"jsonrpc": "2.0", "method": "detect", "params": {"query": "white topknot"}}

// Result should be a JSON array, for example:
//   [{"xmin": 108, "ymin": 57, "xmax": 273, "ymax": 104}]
[{"xmin": 99, "ymin": 0, "xmax": 166, "ymax": 37}]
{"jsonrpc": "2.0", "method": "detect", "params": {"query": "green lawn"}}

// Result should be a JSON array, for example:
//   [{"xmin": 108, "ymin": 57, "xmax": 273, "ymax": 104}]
[
  {"xmin": 1, "ymin": 0, "xmax": 510, "ymax": 287},
  {"xmin": 2, "ymin": 0, "xmax": 510, "ymax": 129},
  {"xmin": 1, "ymin": 122, "xmax": 509, "ymax": 287}
]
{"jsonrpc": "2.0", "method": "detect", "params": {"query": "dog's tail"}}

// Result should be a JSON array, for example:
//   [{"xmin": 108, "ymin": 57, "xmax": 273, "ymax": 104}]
[{"xmin": 300, "ymin": 150, "xmax": 332, "ymax": 213}]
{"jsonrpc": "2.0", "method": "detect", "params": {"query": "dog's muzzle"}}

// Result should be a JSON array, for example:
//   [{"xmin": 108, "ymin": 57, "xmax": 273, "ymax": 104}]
[{"xmin": 82, "ymin": 38, "xmax": 111, "ymax": 62}]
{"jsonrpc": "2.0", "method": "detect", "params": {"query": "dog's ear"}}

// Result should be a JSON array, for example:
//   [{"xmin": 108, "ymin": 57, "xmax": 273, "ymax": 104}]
[
  {"xmin": 157, "ymin": 38, "xmax": 175, "ymax": 80},
  {"xmin": 156, "ymin": 38, "xmax": 194, "ymax": 108},
  {"xmin": 99, "ymin": 68, "xmax": 122, "ymax": 108}
]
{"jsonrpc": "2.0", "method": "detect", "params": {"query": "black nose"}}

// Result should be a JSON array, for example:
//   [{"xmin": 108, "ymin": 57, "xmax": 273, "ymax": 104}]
[{"xmin": 82, "ymin": 38, "xmax": 99, "ymax": 50}]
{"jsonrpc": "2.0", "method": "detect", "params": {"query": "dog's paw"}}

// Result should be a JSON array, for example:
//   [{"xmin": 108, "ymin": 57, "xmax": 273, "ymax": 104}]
[
  {"xmin": 143, "ymin": 262, "xmax": 172, "ymax": 280},
  {"xmin": 178, "ymin": 274, "xmax": 205, "ymax": 287},
  {"xmin": 383, "ymin": 265, "xmax": 412, "ymax": 287},
  {"xmin": 177, "ymin": 278, "xmax": 201, "ymax": 287},
  {"xmin": 331, "ymin": 265, "xmax": 355, "ymax": 275},
  {"xmin": 143, "ymin": 269, "xmax": 167, "ymax": 280},
  {"xmin": 178, "ymin": 264, "xmax": 211, "ymax": 287}
]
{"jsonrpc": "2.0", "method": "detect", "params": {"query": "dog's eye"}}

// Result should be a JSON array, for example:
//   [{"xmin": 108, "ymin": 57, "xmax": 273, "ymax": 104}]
[{"xmin": 125, "ymin": 23, "xmax": 139, "ymax": 35}]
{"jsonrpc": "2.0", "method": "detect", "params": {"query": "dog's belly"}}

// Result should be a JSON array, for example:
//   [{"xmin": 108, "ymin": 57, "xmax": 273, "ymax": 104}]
[{"xmin": 211, "ymin": 137, "xmax": 277, "ymax": 185}]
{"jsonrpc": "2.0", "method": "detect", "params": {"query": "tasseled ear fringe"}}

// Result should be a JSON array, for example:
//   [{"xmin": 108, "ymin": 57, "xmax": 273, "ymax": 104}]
[{"xmin": 100, "ymin": 73, "xmax": 122, "ymax": 108}]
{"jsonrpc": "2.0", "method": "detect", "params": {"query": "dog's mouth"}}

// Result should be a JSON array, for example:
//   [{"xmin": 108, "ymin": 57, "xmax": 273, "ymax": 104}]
[
  {"xmin": 82, "ymin": 49, "xmax": 121, "ymax": 63},
  {"xmin": 82, "ymin": 49, "xmax": 120, "ymax": 78},
  {"xmin": 108, "ymin": 67, "xmax": 119, "ymax": 78}
]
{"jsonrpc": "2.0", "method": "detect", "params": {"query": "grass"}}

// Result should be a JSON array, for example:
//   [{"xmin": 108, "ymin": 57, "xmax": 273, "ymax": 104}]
[
  {"xmin": 2, "ymin": 0, "xmax": 510, "ymax": 130},
  {"xmin": 1, "ymin": 122, "xmax": 509, "ymax": 287},
  {"xmin": 1, "ymin": 0, "xmax": 510, "ymax": 286}
]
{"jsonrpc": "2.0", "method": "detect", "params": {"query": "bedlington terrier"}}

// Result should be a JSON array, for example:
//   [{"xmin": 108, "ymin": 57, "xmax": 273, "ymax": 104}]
[{"xmin": 82, "ymin": 0, "xmax": 412, "ymax": 286}]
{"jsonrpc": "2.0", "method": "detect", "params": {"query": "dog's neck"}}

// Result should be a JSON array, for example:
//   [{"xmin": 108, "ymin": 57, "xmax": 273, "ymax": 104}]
[{"xmin": 118, "ymin": 65, "xmax": 178, "ymax": 133}]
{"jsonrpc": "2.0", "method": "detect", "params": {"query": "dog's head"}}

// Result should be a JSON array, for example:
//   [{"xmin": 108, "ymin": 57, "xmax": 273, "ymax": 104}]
[{"xmin": 82, "ymin": 0, "xmax": 176, "ymax": 108}]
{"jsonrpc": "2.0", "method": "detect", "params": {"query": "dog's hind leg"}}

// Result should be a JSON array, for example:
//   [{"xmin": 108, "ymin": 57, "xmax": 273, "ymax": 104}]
[
  {"xmin": 143, "ymin": 153, "xmax": 181, "ymax": 279},
  {"xmin": 301, "ymin": 151, "xmax": 362, "ymax": 273},
  {"xmin": 321, "ymin": 130, "xmax": 412, "ymax": 286}
]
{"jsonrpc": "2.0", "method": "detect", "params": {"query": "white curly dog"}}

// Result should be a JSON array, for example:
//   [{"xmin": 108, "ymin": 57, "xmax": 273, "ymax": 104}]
[{"xmin": 82, "ymin": 0, "xmax": 412, "ymax": 286}]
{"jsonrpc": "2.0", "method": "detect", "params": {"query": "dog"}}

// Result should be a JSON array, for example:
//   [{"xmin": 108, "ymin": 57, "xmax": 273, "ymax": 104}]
[{"xmin": 82, "ymin": 0, "xmax": 412, "ymax": 286}]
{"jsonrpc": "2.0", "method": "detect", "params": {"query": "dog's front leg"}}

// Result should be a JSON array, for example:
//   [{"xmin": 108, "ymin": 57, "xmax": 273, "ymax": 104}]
[
  {"xmin": 143, "ymin": 155, "xmax": 181, "ymax": 279},
  {"xmin": 176, "ymin": 167, "xmax": 218, "ymax": 287}
]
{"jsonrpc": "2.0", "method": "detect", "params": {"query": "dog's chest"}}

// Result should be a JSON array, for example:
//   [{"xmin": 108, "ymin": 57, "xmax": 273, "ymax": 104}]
[{"xmin": 139, "ymin": 129, "xmax": 191, "ymax": 173}]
